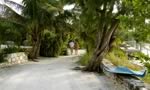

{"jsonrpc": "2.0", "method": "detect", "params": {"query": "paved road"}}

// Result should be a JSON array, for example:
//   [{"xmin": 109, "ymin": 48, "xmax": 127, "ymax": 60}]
[{"xmin": 0, "ymin": 56, "xmax": 116, "ymax": 90}]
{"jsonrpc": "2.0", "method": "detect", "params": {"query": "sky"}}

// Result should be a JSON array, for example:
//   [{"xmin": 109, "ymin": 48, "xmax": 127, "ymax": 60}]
[
  {"xmin": 12, "ymin": 0, "xmax": 22, "ymax": 4},
  {"xmin": 0, "ymin": 0, "xmax": 4, "ymax": 4}
]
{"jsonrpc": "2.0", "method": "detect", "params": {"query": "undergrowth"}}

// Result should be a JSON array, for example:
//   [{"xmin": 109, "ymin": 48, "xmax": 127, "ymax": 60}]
[
  {"xmin": 105, "ymin": 48, "xmax": 143, "ymax": 71},
  {"xmin": 78, "ymin": 53, "xmax": 92, "ymax": 66}
]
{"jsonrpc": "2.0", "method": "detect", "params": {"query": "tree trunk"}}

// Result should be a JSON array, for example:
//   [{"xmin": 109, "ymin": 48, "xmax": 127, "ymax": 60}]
[
  {"xmin": 35, "ymin": 39, "xmax": 41, "ymax": 58},
  {"xmin": 85, "ymin": 50, "xmax": 104, "ymax": 72},
  {"xmin": 29, "ymin": 39, "xmax": 40, "ymax": 59},
  {"xmin": 29, "ymin": 30, "xmax": 42, "ymax": 60},
  {"xmin": 85, "ymin": 19, "xmax": 119, "ymax": 72}
]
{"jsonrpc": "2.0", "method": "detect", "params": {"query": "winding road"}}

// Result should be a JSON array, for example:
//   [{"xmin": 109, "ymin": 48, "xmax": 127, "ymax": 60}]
[{"xmin": 0, "ymin": 55, "xmax": 116, "ymax": 90}]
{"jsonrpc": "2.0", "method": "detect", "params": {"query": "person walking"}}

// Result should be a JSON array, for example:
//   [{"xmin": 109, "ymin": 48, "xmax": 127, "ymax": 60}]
[
  {"xmin": 74, "ymin": 39, "xmax": 79, "ymax": 55},
  {"xmin": 68, "ymin": 40, "xmax": 75, "ymax": 55}
]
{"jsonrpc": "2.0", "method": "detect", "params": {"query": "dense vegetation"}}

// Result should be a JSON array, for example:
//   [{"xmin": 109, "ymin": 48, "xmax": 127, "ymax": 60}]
[{"xmin": 0, "ymin": 0, "xmax": 149, "ymax": 77}]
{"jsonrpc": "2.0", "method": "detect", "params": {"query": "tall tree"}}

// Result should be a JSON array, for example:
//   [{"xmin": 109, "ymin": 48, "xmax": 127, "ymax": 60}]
[
  {"xmin": 0, "ymin": 0, "xmax": 63, "ymax": 59},
  {"xmin": 0, "ymin": 1, "xmax": 26, "ymax": 46},
  {"xmin": 77, "ymin": 0, "xmax": 149, "ymax": 72},
  {"xmin": 119, "ymin": 0, "xmax": 150, "ymax": 43},
  {"xmin": 22, "ymin": 0, "xmax": 64, "ymax": 59}
]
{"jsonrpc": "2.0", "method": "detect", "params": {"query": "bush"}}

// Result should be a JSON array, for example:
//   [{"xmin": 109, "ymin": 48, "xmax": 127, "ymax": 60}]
[
  {"xmin": 0, "ymin": 47, "xmax": 23, "ymax": 63},
  {"xmin": 78, "ymin": 53, "xmax": 92, "ymax": 66},
  {"xmin": 143, "ymin": 73, "xmax": 150, "ymax": 84},
  {"xmin": 60, "ymin": 48, "xmax": 68, "ymax": 55},
  {"xmin": 130, "ymin": 52, "xmax": 150, "ymax": 62},
  {"xmin": 2, "ymin": 47, "xmax": 23, "ymax": 54},
  {"xmin": 144, "ymin": 63, "xmax": 150, "ymax": 73},
  {"xmin": 40, "ymin": 31, "xmax": 63, "ymax": 57},
  {"xmin": 129, "ymin": 52, "xmax": 150, "ymax": 73},
  {"xmin": 0, "ymin": 50, "xmax": 6, "ymax": 63},
  {"xmin": 105, "ymin": 48, "xmax": 143, "ymax": 71}
]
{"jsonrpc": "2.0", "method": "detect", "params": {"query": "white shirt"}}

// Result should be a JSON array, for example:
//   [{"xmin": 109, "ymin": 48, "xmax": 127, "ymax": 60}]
[{"xmin": 69, "ymin": 42, "xmax": 74, "ymax": 48}]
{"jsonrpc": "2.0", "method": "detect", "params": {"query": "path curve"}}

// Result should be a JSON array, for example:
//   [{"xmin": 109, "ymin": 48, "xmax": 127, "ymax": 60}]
[{"xmin": 0, "ymin": 56, "xmax": 116, "ymax": 90}]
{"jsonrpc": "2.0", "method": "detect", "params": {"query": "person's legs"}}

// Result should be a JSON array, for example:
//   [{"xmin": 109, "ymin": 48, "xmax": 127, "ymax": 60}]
[
  {"xmin": 70, "ymin": 48, "xmax": 73, "ymax": 55},
  {"xmin": 75, "ymin": 49, "xmax": 78, "ymax": 55}
]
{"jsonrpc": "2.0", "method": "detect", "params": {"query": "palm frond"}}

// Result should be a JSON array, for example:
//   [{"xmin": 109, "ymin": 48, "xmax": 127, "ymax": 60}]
[
  {"xmin": 0, "ymin": 17, "xmax": 25, "ymax": 27},
  {"xmin": 4, "ymin": 0, "xmax": 24, "ymax": 10},
  {"xmin": 40, "ymin": 3, "xmax": 62, "ymax": 14},
  {"xmin": 0, "ymin": 4, "xmax": 26, "ymax": 24}
]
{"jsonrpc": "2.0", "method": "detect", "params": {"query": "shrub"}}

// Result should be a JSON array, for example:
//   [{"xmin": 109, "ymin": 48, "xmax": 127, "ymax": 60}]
[
  {"xmin": 105, "ymin": 48, "xmax": 143, "ymax": 71},
  {"xmin": 60, "ymin": 48, "xmax": 68, "ymax": 55},
  {"xmin": 143, "ymin": 73, "xmax": 150, "ymax": 84},
  {"xmin": 0, "ymin": 50, "xmax": 6, "ymax": 63},
  {"xmin": 40, "ymin": 31, "xmax": 63, "ymax": 57},
  {"xmin": 129, "ymin": 52, "xmax": 150, "ymax": 73},
  {"xmin": 78, "ymin": 53, "xmax": 92, "ymax": 66},
  {"xmin": 144, "ymin": 63, "xmax": 150, "ymax": 73},
  {"xmin": 0, "ymin": 46, "xmax": 24, "ymax": 63},
  {"xmin": 2, "ymin": 47, "xmax": 23, "ymax": 54},
  {"xmin": 130, "ymin": 52, "xmax": 150, "ymax": 62}
]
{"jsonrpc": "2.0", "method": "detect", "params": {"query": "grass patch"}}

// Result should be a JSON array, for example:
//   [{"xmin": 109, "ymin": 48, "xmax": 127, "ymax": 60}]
[
  {"xmin": 105, "ymin": 48, "xmax": 143, "ymax": 71},
  {"xmin": 143, "ymin": 73, "xmax": 150, "ymax": 84},
  {"xmin": 143, "ymin": 63, "xmax": 150, "ymax": 84},
  {"xmin": 78, "ymin": 53, "xmax": 92, "ymax": 66},
  {"xmin": 129, "ymin": 52, "xmax": 150, "ymax": 83}
]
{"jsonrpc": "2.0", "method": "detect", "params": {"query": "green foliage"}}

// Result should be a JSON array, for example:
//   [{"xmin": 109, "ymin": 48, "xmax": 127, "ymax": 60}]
[
  {"xmin": 1, "ymin": 0, "xmax": 66, "ymax": 58},
  {"xmin": 144, "ymin": 63, "xmax": 150, "ymax": 73},
  {"xmin": 78, "ymin": 39, "xmax": 84, "ymax": 49},
  {"xmin": 0, "ymin": 47, "xmax": 24, "ymax": 63},
  {"xmin": 60, "ymin": 33, "xmax": 69, "ymax": 56},
  {"xmin": 40, "ymin": 31, "xmax": 58, "ymax": 57},
  {"xmin": 0, "ymin": 50, "xmax": 6, "ymax": 63},
  {"xmin": 78, "ymin": 53, "xmax": 92, "ymax": 66},
  {"xmin": 2, "ymin": 47, "xmax": 24, "ymax": 54},
  {"xmin": 40, "ymin": 30, "xmax": 65, "ymax": 57},
  {"xmin": 129, "ymin": 52, "xmax": 150, "ymax": 73},
  {"xmin": 143, "ymin": 73, "xmax": 150, "ymax": 84},
  {"xmin": 0, "ymin": 22, "xmax": 23, "ymax": 45},
  {"xmin": 60, "ymin": 48, "xmax": 68, "ymax": 55},
  {"xmin": 119, "ymin": 0, "xmax": 150, "ymax": 43},
  {"xmin": 130, "ymin": 52, "xmax": 150, "ymax": 62},
  {"xmin": 110, "ymin": 48, "xmax": 127, "ymax": 59},
  {"xmin": 106, "ymin": 48, "xmax": 143, "ymax": 71}
]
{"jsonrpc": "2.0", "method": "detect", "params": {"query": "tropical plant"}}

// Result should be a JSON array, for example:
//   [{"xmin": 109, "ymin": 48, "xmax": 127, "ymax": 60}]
[
  {"xmin": 0, "ymin": 50, "xmax": 6, "ymax": 63},
  {"xmin": 76, "ymin": 0, "xmax": 126, "ymax": 72},
  {"xmin": 40, "ymin": 30, "xmax": 61, "ymax": 57},
  {"xmin": 119, "ymin": 0, "xmax": 150, "ymax": 43},
  {"xmin": 78, "ymin": 52, "xmax": 92, "ymax": 66},
  {"xmin": 23, "ymin": 0, "xmax": 64, "ymax": 59},
  {"xmin": 76, "ymin": 0, "xmax": 150, "ymax": 72},
  {"xmin": 0, "ymin": 0, "xmax": 65, "ymax": 60}
]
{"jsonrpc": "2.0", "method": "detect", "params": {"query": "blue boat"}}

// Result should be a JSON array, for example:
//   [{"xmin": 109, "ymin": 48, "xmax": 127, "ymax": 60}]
[
  {"xmin": 102, "ymin": 60, "xmax": 147, "ymax": 77},
  {"xmin": 104, "ymin": 66, "xmax": 147, "ymax": 77}
]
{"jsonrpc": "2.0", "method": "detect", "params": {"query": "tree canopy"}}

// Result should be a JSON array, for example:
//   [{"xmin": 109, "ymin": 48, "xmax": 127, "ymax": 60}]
[{"xmin": 0, "ymin": 0, "xmax": 149, "ymax": 70}]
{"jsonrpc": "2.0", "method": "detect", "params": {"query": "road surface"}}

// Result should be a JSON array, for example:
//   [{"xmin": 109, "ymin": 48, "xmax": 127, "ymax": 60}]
[{"xmin": 0, "ymin": 55, "xmax": 116, "ymax": 90}]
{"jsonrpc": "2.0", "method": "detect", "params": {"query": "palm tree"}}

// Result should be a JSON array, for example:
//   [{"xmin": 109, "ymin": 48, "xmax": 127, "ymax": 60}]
[
  {"xmin": 76, "ymin": 0, "xmax": 127, "ymax": 72},
  {"xmin": 0, "ymin": 1, "xmax": 26, "ymax": 47},
  {"xmin": 0, "ymin": 0, "xmax": 64, "ymax": 60},
  {"xmin": 22, "ymin": 0, "xmax": 63, "ymax": 59}
]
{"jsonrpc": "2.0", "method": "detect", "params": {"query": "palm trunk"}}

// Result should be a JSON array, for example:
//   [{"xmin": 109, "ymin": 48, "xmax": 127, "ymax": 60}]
[
  {"xmin": 29, "ymin": 38, "xmax": 40, "ymax": 59},
  {"xmin": 29, "ymin": 28, "xmax": 42, "ymax": 60},
  {"xmin": 35, "ymin": 38, "xmax": 41, "ymax": 58}
]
